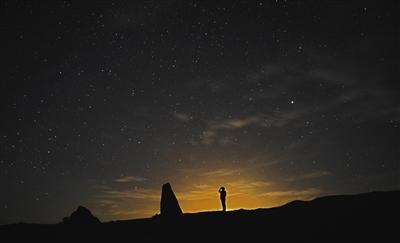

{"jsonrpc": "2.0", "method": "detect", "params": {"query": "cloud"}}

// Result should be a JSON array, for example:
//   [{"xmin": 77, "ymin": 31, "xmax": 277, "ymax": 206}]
[
  {"xmin": 107, "ymin": 208, "xmax": 157, "ymax": 218},
  {"xmin": 286, "ymin": 170, "xmax": 332, "ymax": 182},
  {"xmin": 173, "ymin": 112, "xmax": 192, "ymax": 122},
  {"xmin": 177, "ymin": 156, "xmax": 281, "ymax": 179},
  {"xmin": 114, "ymin": 175, "xmax": 147, "ymax": 183},
  {"xmin": 261, "ymin": 188, "xmax": 323, "ymax": 199},
  {"xmin": 227, "ymin": 180, "xmax": 272, "ymax": 189},
  {"xmin": 299, "ymin": 170, "xmax": 332, "ymax": 180},
  {"xmin": 200, "ymin": 130, "xmax": 216, "ymax": 145},
  {"xmin": 253, "ymin": 160, "xmax": 281, "ymax": 168},
  {"xmin": 97, "ymin": 199, "xmax": 118, "ymax": 207},
  {"xmin": 305, "ymin": 64, "xmax": 397, "ymax": 122},
  {"xmin": 177, "ymin": 189, "xmax": 218, "ymax": 201},
  {"xmin": 101, "ymin": 188, "xmax": 159, "ymax": 200},
  {"xmin": 308, "ymin": 68, "xmax": 356, "ymax": 85},
  {"xmin": 208, "ymin": 116, "xmax": 263, "ymax": 130},
  {"xmin": 178, "ymin": 168, "xmax": 198, "ymax": 174},
  {"xmin": 90, "ymin": 185, "xmax": 112, "ymax": 190},
  {"xmin": 186, "ymin": 75, "xmax": 234, "ymax": 94},
  {"xmin": 200, "ymin": 168, "xmax": 241, "ymax": 177},
  {"xmin": 248, "ymin": 61, "xmax": 396, "ymax": 123},
  {"xmin": 246, "ymin": 64, "xmax": 284, "ymax": 83},
  {"xmin": 190, "ymin": 60, "xmax": 396, "ymax": 145},
  {"xmin": 218, "ymin": 136, "xmax": 238, "ymax": 145},
  {"xmin": 91, "ymin": 186, "xmax": 161, "ymax": 220},
  {"xmin": 200, "ymin": 111, "xmax": 306, "ymax": 145},
  {"xmin": 193, "ymin": 184, "xmax": 212, "ymax": 189},
  {"xmin": 188, "ymin": 60, "xmax": 396, "ymax": 147},
  {"xmin": 178, "ymin": 179, "xmax": 272, "ymax": 201}
]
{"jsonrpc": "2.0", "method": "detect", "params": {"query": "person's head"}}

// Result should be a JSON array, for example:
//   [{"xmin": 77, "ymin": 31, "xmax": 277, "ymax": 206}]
[{"xmin": 220, "ymin": 186, "xmax": 225, "ymax": 191}]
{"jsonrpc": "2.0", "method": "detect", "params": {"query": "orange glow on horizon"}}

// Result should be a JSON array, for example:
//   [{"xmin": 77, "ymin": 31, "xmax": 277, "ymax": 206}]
[{"xmin": 91, "ymin": 166, "xmax": 325, "ymax": 222}]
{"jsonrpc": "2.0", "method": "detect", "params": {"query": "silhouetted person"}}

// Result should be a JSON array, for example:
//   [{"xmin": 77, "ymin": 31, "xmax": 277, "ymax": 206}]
[{"xmin": 219, "ymin": 186, "xmax": 227, "ymax": 212}]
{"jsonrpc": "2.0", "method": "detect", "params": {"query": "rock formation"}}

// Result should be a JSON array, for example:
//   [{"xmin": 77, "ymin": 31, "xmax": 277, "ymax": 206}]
[
  {"xmin": 160, "ymin": 182, "xmax": 183, "ymax": 217},
  {"xmin": 62, "ymin": 205, "xmax": 100, "ymax": 225}
]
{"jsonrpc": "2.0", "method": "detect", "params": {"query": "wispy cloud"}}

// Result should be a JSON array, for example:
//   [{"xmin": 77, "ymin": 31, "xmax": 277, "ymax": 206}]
[
  {"xmin": 90, "ymin": 185, "xmax": 113, "ymax": 190},
  {"xmin": 173, "ymin": 112, "xmax": 192, "ymax": 122},
  {"xmin": 114, "ymin": 175, "xmax": 147, "ymax": 183},
  {"xmin": 208, "ymin": 116, "xmax": 263, "ymax": 130},
  {"xmin": 286, "ymin": 170, "xmax": 332, "ymax": 182},
  {"xmin": 200, "ymin": 116, "xmax": 264, "ymax": 145},
  {"xmin": 218, "ymin": 136, "xmax": 238, "ymax": 145},
  {"xmin": 200, "ymin": 130, "xmax": 216, "ymax": 145},
  {"xmin": 188, "ymin": 61, "xmax": 396, "ymax": 147},
  {"xmin": 200, "ymin": 168, "xmax": 241, "ymax": 177},
  {"xmin": 177, "ymin": 189, "xmax": 219, "ymax": 201},
  {"xmin": 299, "ymin": 170, "xmax": 332, "ymax": 180},
  {"xmin": 178, "ymin": 168, "xmax": 198, "ymax": 174},
  {"xmin": 227, "ymin": 180, "xmax": 272, "ymax": 189},
  {"xmin": 91, "ymin": 185, "xmax": 161, "ymax": 221},
  {"xmin": 248, "ymin": 61, "xmax": 396, "ymax": 123},
  {"xmin": 200, "ymin": 111, "xmax": 306, "ymax": 145},
  {"xmin": 253, "ymin": 160, "xmax": 281, "ymax": 168},
  {"xmin": 308, "ymin": 68, "xmax": 356, "ymax": 85},
  {"xmin": 101, "ymin": 188, "xmax": 159, "ymax": 200},
  {"xmin": 107, "ymin": 208, "xmax": 157, "ymax": 218},
  {"xmin": 193, "ymin": 184, "xmax": 213, "ymax": 190},
  {"xmin": 97, "ymin": 199, "xmax": 117, "ymax": 206},
  {"xmin": 261, "ymin": 188, "xmax": 323, "ymax": 199},
  {"xmin": 179, "ymin": 179, "xmax": 272, "ymax": 201},
  {"xmin": 178, "ymin": 156, "xmax": 281, "ymax": 178}
]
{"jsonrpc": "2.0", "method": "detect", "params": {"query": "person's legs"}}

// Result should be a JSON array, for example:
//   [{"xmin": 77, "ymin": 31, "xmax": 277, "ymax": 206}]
[{"xmin": 222, "ymin": 198, "xmax": 226, "ymax": 212}]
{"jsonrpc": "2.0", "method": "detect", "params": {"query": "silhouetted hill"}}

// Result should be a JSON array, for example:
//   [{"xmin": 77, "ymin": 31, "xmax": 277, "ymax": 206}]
[
  {"xmin": 1, "ymin": 190, "xmax": 399, "ymax": 242},
  {"xmin": 61, "ymin": 205, "xmax": 100, "ymax": 225}
]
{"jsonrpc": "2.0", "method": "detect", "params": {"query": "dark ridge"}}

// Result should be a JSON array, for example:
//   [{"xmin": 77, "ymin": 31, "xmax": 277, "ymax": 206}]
[{"xmin": 0, "ymin": 190, "xmax": 399, "ymax": 242}]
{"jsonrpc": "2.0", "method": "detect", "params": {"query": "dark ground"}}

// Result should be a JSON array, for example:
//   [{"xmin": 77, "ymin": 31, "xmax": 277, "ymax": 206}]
[{"xmin": 1, "ymin": 190, "xmax": 399, "ymax": 242}]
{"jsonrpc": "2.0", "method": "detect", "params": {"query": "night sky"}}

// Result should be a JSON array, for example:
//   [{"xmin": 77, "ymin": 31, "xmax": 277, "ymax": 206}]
[{"xmin": 1, "ymin": 0, "xmax": 399, "ymax": 224}]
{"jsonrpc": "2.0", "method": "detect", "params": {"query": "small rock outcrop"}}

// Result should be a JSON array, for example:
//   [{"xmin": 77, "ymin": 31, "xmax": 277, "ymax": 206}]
[
  {"xmin": 62, "ymin": 206, "xmax": 100, "ymax": 225},
  {"xmin": 160, "ymin": 182, "xmax": 183, "ymax": 217}
]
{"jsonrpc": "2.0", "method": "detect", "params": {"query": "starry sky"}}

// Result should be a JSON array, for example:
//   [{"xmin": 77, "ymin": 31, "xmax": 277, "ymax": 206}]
[{"xmin": 1, "ymin": 0, "xmax": 399, "ymax": 224}]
